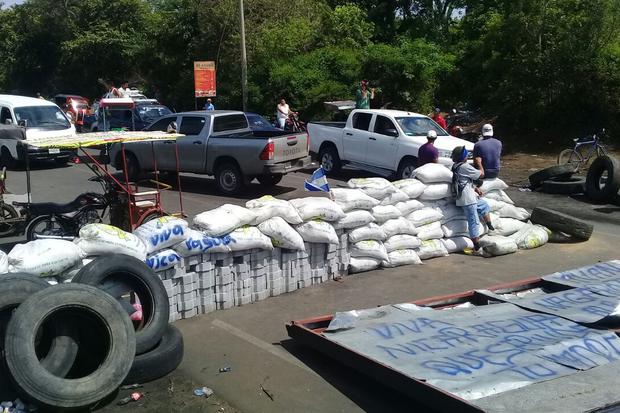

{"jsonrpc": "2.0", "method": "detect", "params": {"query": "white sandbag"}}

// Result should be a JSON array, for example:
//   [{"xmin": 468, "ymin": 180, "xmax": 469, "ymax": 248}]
[
  {"xmin": 382, "ymin": 249, "xmax": 422, "ymax": 267},
  {"xmin": 479, "ymin": 235, "xmax": 518, "ymax": 256},
  {"xmin": 371, "ymin": 205, "xmax": 402, "ymax": 223},
  {"xmin": 416, "ymin": 221, "xmax": 445, "ymax": 240},
  {"xmin": 379, "ymin": 189, "xmax": 409, "ymax": 206},
  {"xmin": 407, "ymin": 208, "xmax": 444, "ymax": 226},
  {"xmin": 348, "ymin": 223, "xmax": 387, "ymax": 243},
  {"xmin": 258, "ymin": 217, "xmax": 305, "ymax": 250},
  {"xmin": 480, "ymin": 178, "xmax": 509, "ymax": 194},
  {"xmin": 173, "ymin": 228, "xmax": 233, "ymax": 257},
  {"xmin": 436, "ymin": 203, "xmax": 466, "ymax": 223},
  {"xmin": 133, "ymin": 216, "xmax": 189, "ymax": 254},
  {"xmin": 442, "ymin": 237, "xmax": 474, "ymax": 253},
  {"xmin": 384, "ymin": 234, "xmax": 421, "ymax": 252},
  {"xmin": 484, "ymin": 189, "xmax": 514, "ymax": 205},
  {"xmin": 423, "ymin": 198, "xmax": 451, "ymax": 208},
  {"xmin": 295, "ymin": 220, "xmax": 339, "ymax": 244},
  {"xmin": 194, "ymin": 204, "xmax": 257, "ymax": 237},
  {"xmin": 349, "ymin": 257, "xmax": 381, "ymax": 274},
  {"xmin": 349, "ymin": 240, "xmax": 389, "ymax": 262},
  {"xmin": 331, "ymin": 188, "xmax": 379, "ymax": 212},
  {"xmin": 509, "ymin": 223, "xmax": 549, "ymax": 250},
  {"xmin": 441, "ymin": 220, "xmax": 486, "ymax": 238},
  {"xmin": 145, "ymin": 249, "xmax": 181, "ymax": 272},
  {"xmin": 228, "ymin": 226, "xmax": 274, "ymax": 251},
  {"xmin": 333, "ymin": 210, "xmax": 375, "ymax": 230},
  {"xmin": 347, "ymin": 177, "xmax": 397, "ymax": 199},
  {"xmin": 392, "ymin": 179, "xmax": 426, "ymax": 199},
  {"xmin": 381, "ymin": 217, "xmax": 417, "ymax": 238},
  {"xmin": 497, "ymin": 203, "xmax": 530, "ymax": 221},
  {"xmin": 491, "ymin": 217, "xmax": 527, "ymax": 236},
  {"xmin": 481, "ymin": 197, "xmax": 504, "ymax": 212},
  {"xmin": 8, "ymin": 240, "xmax": 82, "ymax": 276},
  {"xmin": 395, "ymin": 199, "xmax": 425, "ymax": 215},
  {"xmin": 245, "ymin": 196, "xmax": 303, "ymax": 225},
  {"xmin": 290, "ymin": 197, "xmax": 346, "ymax": 222},
  {"xmin": 413, "ymin": 163, "xmax": 453, "ymax": 183},
  {"xmin": 419, "ymin": 183, "xmax": 453, "ymax": 201},
  {"xmin": 415, "ymin": 239, "xmax": 449, "ymax": 260},
  {"xmin": 75, "ymin": 224, "xmax": 147, "ymax": 260},
  {"xmin": 0, "ymin": 250, "xmax": 8, "ymax": 274}
]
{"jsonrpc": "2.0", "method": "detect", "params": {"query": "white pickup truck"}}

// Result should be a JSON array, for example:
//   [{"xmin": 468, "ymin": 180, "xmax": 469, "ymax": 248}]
[{"xmin": 308, "ymin": 109, "xmax": 474, "ymax": 179}]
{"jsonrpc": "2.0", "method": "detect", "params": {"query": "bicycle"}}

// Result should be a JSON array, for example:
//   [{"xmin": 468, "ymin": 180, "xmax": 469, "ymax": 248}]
[{"xmin": 557, "ymin": 130, "xmax": 608, "ymax": 170}]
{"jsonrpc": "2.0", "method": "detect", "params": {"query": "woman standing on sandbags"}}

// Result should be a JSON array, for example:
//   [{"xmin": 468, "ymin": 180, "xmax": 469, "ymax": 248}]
[{"xmin": 451, "ymin": 146, "xmax": 495, "ymax": 256}]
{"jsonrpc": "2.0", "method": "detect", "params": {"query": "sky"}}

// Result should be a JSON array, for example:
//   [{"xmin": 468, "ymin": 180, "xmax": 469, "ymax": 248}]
[{"xmin": 1, "ymin": 0, "xmax": 23, "ymax": 7}]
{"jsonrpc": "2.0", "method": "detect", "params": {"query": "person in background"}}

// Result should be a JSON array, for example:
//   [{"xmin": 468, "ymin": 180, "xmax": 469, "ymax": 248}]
[
  {"xmin": 473, "ymin": 123, "xmax": 502, "ymax": 179},
  {"xmin": 355, "ymin": 79, "xmax": 374, "ymax": 109},
  {"xmin": 36, "ymin": 92, "xmax": 45, "ymax": 100},
  {"xmin": 277, "ymin": 98, "xmax": 290, "ymax": 129},
  {"xmin": 105, "ymin": 81, "xmax": 121, "ymax": 98},
  {"xmin": 118, "ymin": 81, "xmax": 130, "ymax": 98},
  {"xmin": 451, "ymin": 146, "xmax": 495, "ymax": 256},
  {"xmin": 418, "ymin": 130, "xmax": 439, "ymax": 166},
  {"xmin": 431, "ymin": 108, "xmax": 447, "ymax": 130},
  {"xmin": 204, "ymin": 98, "xmax": 215, "ymax": 111}
]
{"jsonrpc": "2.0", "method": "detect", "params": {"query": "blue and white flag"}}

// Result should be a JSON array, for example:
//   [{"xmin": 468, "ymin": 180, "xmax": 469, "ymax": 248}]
[{"xmin": 304, "ymin": 167, "xmax": 330, "ymax": 192}]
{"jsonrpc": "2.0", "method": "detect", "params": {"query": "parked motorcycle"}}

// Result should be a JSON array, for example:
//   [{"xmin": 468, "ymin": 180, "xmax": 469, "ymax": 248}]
[{"xmin": 285, "ymin": 112, "xmax": 306, "ymax": 132}]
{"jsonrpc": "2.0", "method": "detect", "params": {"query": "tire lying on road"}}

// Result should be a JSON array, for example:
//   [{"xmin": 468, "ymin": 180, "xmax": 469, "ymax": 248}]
[
  {"xmin": 586, "ymin": 155, "xmax": 620, "ymax": 203},
  {"xmin": 540, "ymin": 176, "xmax": 586, "ymax": 195},
  {"xmin": 529, "ymin": 164, "xmax": 577, "ymax": 188},
  {"xmin": 123, "ymin": 324, "xmax": 184, "ymax": 385},
  {"xmin": 530, "ymin": 207, "xmax": 593, "ymax": 240},
  {"xmin": 4, "ymin": 284, "xmax": 135, "ymax": 409},
  {"xmin": 73, "ymin": 254, "xmax": 169, "ymax": 354}
]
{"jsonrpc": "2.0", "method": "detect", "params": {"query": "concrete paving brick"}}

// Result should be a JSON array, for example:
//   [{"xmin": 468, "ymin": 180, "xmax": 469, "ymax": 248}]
[
  {"xmin": 181, "ymin": 307, "xmax": 198, "ymax": 319},
  {"xmin": 251, "ymin": 290, "xmax": 270, "ymax": 302}
]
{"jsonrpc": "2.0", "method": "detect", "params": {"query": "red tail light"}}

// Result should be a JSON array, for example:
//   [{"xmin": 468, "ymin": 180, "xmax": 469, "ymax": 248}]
[{"xmin": 259, "ymin": 141, "xmax": 274, "ymax": 160}]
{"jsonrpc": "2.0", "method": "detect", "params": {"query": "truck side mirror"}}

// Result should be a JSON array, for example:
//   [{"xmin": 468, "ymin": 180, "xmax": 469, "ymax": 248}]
[
  {"xmin": 167, "ymin": 121, "xmax": 177, "ymax": 133},
  {"xmin": 17, "ymin": 120, "xmax": 27, "ymax": 127},
  {"xmin": 385, "ymin": 128, "xmax": 399, "ymax": 137}
]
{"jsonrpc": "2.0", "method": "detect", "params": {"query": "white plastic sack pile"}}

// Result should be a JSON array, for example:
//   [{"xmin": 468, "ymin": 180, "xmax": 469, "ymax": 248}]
[
  {"xmin": 395, "ymin": 199, "xmax": 425, "ymax": 215},
  {"xmin": 330, "ymin": 188, "xmax": 379, "ymax": 211},
  {"xmin": 348, "ymin": 223, "xmax": 387, "ymax": 243},
  {"xmin": 484, "ymin": 189, "xmax": 514, "ymax": 205},
  {"xmin": 290, "ymin": 197, "xmax": 346, "ymax": 222},
  {"xmin": 75, "ymin": 224, "xmax": 147, "ymax": 260},
  {"xmin": 0, "ymin": 250, "xmax": 8, "ymax": 274},
  {"xmin": 245, "ymin": 196, "xmax": 303, "ymax": 225},
  {"xmin": 479, "ymin": 235, "xmax": 518, "ymax": 256},
  {"xmin": 371, "ymin": 205, "xmax": 402, "ymax": 223},
  {"xmin": 491, "ymin": 217, "xmax": 527, "ymax": 237},
  {"xmin": 133, "ymin": 216, "xmax": 189, "ymax": 254},
  {"xmin": 379, "ymin": 190, "xmax": 409, "ymax": 206},
  {"xmin": 173, "ymin": 228, "xmax": 233, "ymax": 256},
  {"xmin": 441, "ymin": 220, "xmax": 486, "ymax": 238},
  {"xmin": 295, "ymin": 220, "xmax": 339, "ymax": 244},
  {"xmin": 381, "ymin": 217, "xmax": 417, "ymax": 238},
  {"xmin": 420, "ymin": 183, "xmax": 452, "ymax": 201},
  {"xmin": 413, "ymin": 163, "xmax": 453, "ymax": 183},
  {"xmin": 347, "ymin": 177, "xmax": 397, "ymax": 199},
  {"xmin": 436, "ymin": 203, "xmax": 466, "ymax": 223},
  {"xmin": 509, "ymin": 224, "xmax": 549, "ymax": 250},
  {"xmin": 482, "ymin": 197, "xmax": 504, "ymax": 212},
  {"xmin": 8, "ymin": 239, "xmax": 82, "ymax": 276},
  {"xmin": 194, "ymin": 204, "xmax": 257, "ymax": 237},
  {"xmin": 416, "ymin": 221, "xmax": 445, "ymax": 240},
  {"xmin": 497, "ymin": 203, "xmax": 530, "ymax": 221},
  {"xmin": 349, "ymin": 257, "xmax": 381, "ymax": 274},
  {"xmin": 442, "ymin": 236, "xmax": 474, "ymax": 253},
  {"xmin": 392, "ymin": 179, "xmax": 426, "ymax": 198},
  {"xmin": 480, "ymin": 178, "xmax": 509, "ymax": 194},
  {"xmin": 384, "ymin": 234, "xmax": 421, "ymax": 252},
  {"xmin": 333, "ymin": 210, "xmax": 375, "ymax": 230},
  {"xmin": 407, "ymin": 208, "xmax": 444, "ymax": 227},
  {"xmin": 228, "ymin": 226, "xmax": 274, "ymax": 251},
  {"xmin": 349, "ymin": 240, "xmax": 389, "ymax": 262},
  {"xmin": 415, "ymin": 239, "xmax": 449, "ymax": 260},
  {"xmin": 257, "ymin": 217, "xmax": 305, "ymax": 250},
  {"xmin": 146, "ymin": 249, "xmax": 181, "ymax": 272},
  {"xmin": 382, "ymin": 249, "xmax": 422, "ymax": 267}
]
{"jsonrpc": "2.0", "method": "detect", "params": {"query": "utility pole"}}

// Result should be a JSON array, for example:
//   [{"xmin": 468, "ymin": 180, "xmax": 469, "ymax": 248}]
[{"xmin": 239, "ymin": 0, "xmax": 248, "ymax": 111}]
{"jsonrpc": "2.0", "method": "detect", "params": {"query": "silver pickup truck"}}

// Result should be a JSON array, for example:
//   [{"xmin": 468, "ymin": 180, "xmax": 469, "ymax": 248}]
[{"xmin": 110, "ymin": 110, "xmax": 311, "ymax": 194}]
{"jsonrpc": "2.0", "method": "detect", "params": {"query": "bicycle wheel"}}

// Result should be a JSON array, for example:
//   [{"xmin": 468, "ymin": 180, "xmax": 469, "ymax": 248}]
[
  {"xmin": 0, "ymin": 203, "xmax": 19, "ymax": 237},
  {"xmin": 557, "ymin": 149, "xmax": 582, "ymax": 167}
]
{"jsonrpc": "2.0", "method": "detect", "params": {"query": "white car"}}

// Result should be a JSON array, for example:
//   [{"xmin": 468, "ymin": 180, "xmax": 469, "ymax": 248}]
[{"xmin": 308, "ymin": 109, "xmax": 475, "ymax": 179}]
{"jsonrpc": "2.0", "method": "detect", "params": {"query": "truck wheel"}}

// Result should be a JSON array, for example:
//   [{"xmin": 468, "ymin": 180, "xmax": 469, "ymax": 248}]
[
  {"xmin": 215, "ymin": 162, "xmax": 245, "ymax": 195},
  {"xmin": 257, "ymin": 174, "xmax": 283, "ymax": 187},
  {"xmin": 319, "ymin": 146, "xmax": 341, "ymax": 175},
  {"xmin": 125, "ymin": 153, "xmax": 141, "ymax": 181},
  {"xmin": 397, "ymin": 158, "xmax": 418, "ymax": 180},
  {"xmin": 0, "ymin": 148, "xmax": 15, "ymax": 170}
]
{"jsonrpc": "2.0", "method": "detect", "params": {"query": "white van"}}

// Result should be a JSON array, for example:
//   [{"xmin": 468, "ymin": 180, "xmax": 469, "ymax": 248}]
[{"xmin": 0, "ymin": 94, "xmax": 77, "ymax": 166}]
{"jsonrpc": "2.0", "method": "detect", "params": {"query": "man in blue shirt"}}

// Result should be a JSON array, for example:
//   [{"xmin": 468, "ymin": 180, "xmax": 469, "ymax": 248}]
[
  {"xmin": 204, "ymin": 98, "xmax": 215, "ymax": 111},
  {"xmin": 473, "ymin": 123, "xmax": 502, "ymax": 179},
  {"xmin": 418, "ymin": 130, "xmax": 439, "ymax": 166}
]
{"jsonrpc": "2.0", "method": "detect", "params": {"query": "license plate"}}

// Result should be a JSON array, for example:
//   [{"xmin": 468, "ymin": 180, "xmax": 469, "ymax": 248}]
[{"xmin": 49, "ymin": 148, "xmax": 60, "ymax": 154}]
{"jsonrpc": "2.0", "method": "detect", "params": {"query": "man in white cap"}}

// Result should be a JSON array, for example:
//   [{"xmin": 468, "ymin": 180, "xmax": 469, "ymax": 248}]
[
  {"xmin": 473, "ymin": 123, "xmax": 502, "ymax": 179},
  {"xmin": 418, "ymin": 130, "xmax": 439, "ymax": 166}
]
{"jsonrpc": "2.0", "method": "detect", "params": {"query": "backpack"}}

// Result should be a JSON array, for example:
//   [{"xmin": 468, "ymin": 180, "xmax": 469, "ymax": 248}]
[{"xmin": 451, "ymin": 162, "xmax": 467, "ymax": 199}]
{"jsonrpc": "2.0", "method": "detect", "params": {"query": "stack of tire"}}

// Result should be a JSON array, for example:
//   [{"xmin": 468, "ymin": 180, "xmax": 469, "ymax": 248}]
[
  {"xmin": 0, "ymin": 254, "xmax": 183, "ymax": 410},
  {"xmin": 585, "ymin": 156, "xmax": 620, "ymax": 204},
  {"xmin": 529, "ymin": 164, "xmax": 584, "ymax": 195}
]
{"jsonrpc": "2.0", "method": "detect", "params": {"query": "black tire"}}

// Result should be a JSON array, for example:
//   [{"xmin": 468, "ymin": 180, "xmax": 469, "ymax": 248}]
[
  {"xmin": 318, "ymin": 145, "xmax": 341, "ymax": 175},
  {"xmin": 4, "ymin": 284, "xmax": 135, "ymax": 409},
  {"xmin": 396, "ymin": 157, "xmax": 418, "ymax": 180},
  {"xmin": 0, "ymin": 147, "xmax": 15, "ymax": 170},
  {"xmin": 0, "ymin": 203, "xmax": 19, "ymax": 237},
  {"xmin": 123, "ymin": 324, "xmax": 184, "ymax": 384},
  {"xmin": 529, "ymin": 164, "xmax": 577, "ymax": 188},
  {"xmin": 215, "ymin": 162, "xmax": 245, "ymax": 195},
  {"xmin": 257, "ymin": 174, "xmax": 283, "ymax": 187},
  {"xmin": 539, "ymin": 176, "xmax": 586, "ymax": 194},
  {"xmin": 125, "ymin": 152, "xmax": 141, "ymax": 181},
  {"xmin": 547, "ymin": 231, "xmax": 581, "ymax": 244},
  {"xmin": 586, "ymin": 155, "xmax": 620, "ymax": 203},
  {"xmin": 73, "ymin": 254, "xmax": 169, "ymax": 354},
  {"xmin": 530, "ymin": 207, "xmax": 593, "ymax": 240},
  {"xmin": 25, "ymin": 214, "xmax": 71, "ymax": 241}
]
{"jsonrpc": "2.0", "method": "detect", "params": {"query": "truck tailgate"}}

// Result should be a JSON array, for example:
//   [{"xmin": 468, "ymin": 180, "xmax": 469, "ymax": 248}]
[{"xmin": 272, "ymin": 132, "xmax": 308, "ymax": 162}]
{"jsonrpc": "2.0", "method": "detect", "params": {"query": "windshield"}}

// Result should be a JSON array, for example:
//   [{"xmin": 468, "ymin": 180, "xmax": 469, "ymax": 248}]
[
  {"xmin": 395, "ymin": 116, "xmax": 449, "ymax": 137},
  {"xmin": 247, "ymin": 114, "xmax": 273, "ymax": 129},
  {"xmin": 14, "ymin": 106, "xmax": 70, "ymax": 130},
  {"xmin": 138, "ymin": 105, "xmax": 172, "ymax": 122}
]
